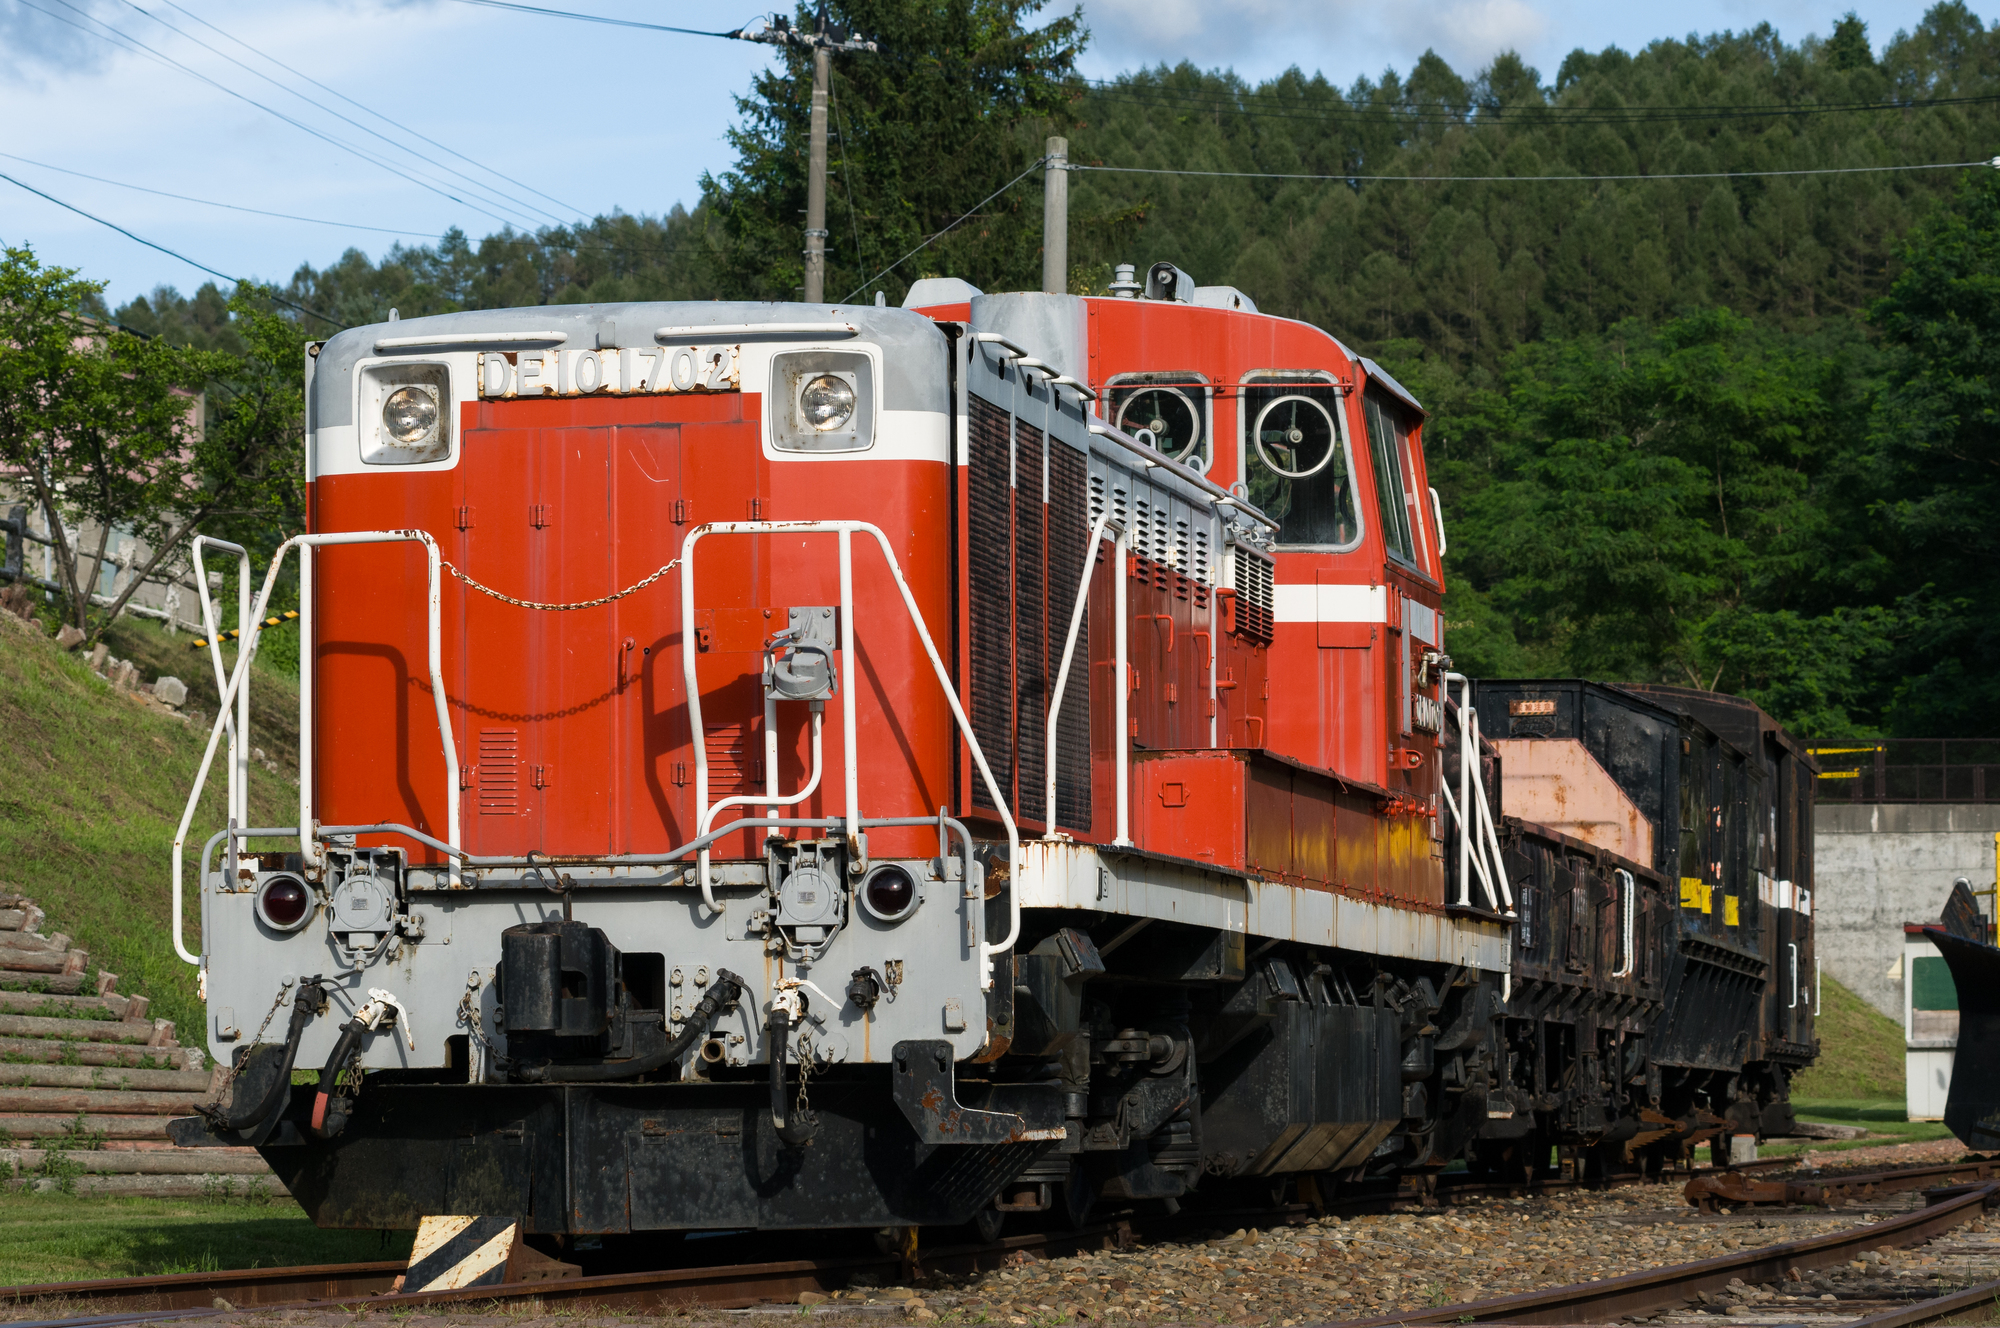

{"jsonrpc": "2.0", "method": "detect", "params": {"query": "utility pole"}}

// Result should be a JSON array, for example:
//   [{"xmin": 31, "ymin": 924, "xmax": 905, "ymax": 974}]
[
  {"xmin": 1043, "ymin": 136, "xmax": 1068, "ymax": 295},
  {"xmin": 806, "ymin": 43, "xmax": 831, "ymax": 303},
  {"xmin": 736, "ymin": 10, "xmax": 877, "ymax": 305}
]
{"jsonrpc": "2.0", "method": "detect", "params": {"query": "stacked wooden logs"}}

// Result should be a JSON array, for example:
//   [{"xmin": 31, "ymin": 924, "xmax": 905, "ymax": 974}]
[{"xmin": 0, "ymin": 896, "xmax": 279, "ymax": 1198}]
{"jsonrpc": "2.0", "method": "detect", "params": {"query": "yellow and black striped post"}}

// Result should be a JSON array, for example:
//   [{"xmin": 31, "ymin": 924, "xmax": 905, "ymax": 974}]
[{"xmin": 402, "ymin": 1215, "xmax": 521, "ymax": 1292}]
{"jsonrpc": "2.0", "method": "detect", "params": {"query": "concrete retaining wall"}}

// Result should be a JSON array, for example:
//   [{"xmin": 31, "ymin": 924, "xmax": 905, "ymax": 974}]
[{"xmin": 1815, "ymin": 802, "xmax": 2000, "ymax": 1021}]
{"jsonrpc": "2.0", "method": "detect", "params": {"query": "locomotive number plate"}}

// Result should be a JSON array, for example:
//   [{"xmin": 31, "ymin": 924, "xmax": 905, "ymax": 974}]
[{"xmin": 478, "ymin": 345, "xmax": 740, "ymax": 399}]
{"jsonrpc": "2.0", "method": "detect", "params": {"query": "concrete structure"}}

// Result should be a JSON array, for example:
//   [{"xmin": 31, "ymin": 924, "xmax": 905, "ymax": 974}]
[
  {"xmin": 0, "ymin": 495, "xmax": 210, "ymax": 634},
  {"xmin": 1815, "ymin": 802, "xmax": 2000, "ymax": 1022},
  {"xmin": 1903, "ymin": 925, "xmax": 1958, "ymax": 1119}
]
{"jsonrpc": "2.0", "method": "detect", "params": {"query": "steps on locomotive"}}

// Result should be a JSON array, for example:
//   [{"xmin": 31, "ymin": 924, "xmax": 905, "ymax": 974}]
[{"xmin": 0, "ymin": 894, "xmax": 275, "ymax": 1197}]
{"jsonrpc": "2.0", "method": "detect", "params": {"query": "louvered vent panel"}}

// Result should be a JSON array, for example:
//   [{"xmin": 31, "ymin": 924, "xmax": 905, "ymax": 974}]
[
  {"xmin": 1014, "ymin": 420, "xmax": 1047, "ymax": 823},
  {"xmin": 1233, "ymin": 546, "xmax": 1275, "ymax": 645},
  {"xmin": 478, "ymin": 728, "xmax": 520, "ymax": 815},
  {"xmin": 1048, "ymin": 441, "xmax": 1093, "ymax": 831},
  {"xmin": 1192, "ymin": 528, "xmax": 1212, "ymax": 607},
  {"xmin": 706, "ymin": 721, "xmax": 762, "ymax": 794},
  {"xmin": 967, "ymin": 396, "xmax": 1015, "ymax": 812}
]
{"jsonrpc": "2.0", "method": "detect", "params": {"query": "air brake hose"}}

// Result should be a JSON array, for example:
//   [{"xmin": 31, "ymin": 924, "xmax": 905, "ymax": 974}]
[
  {"xmin": 517, "ymin": 969, "xmax": 747, "ymax": 1084},
  {"xmin": 768, "ymin": 1006, "xmax": 820, "ymax": 1146},
  {"xmin": 196, "ymin": 978, "xmax": 327, "ymax": 1134},
  {"xmin": 310, "ymin": 1013, "xmax": 373, "ymax": 1135}
]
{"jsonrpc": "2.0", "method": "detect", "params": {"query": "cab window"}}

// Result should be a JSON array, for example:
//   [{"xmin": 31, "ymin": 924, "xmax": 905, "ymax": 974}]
[
  {"xmin": 1242, "ymin": 380, "xmax": 1360, "ymax": 549},
  {"xmin": 1109, "ymin": 374, "xmax": 1211, "ymax": 473},
  {"xmin": 1363, "ymin": 392, "xmax": 1418, "ymax": 566}
]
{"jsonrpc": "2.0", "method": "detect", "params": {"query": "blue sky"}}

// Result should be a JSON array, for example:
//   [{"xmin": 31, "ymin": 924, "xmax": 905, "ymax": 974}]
[{"xmin": 0, "ymin": 0, "xmax": 1982, "ymax": 308}]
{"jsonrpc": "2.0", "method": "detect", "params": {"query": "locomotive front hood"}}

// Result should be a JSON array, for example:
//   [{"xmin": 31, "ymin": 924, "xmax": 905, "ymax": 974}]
[{"xmin": 308, "ymin": 299, "xmax": 950, "ymax": 435}]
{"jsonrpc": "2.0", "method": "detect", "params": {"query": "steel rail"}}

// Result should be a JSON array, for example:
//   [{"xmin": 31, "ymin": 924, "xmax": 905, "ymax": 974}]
[
  {"xmin": 0, "ymin": 1258, "xmax": 407, "ymax": 1313},
  {"xmin": 1836, "ymin": 1273, "xmax": 2000, "ymax": 1328},
  {"xmin": 1, "ymin": 1161, "xmax": 1973, "ymax": 1328},
  {"xmin": 1335, "ymin": 1180, "xmax": 2000, "ymax": 1326},
  {"xmin": 0, "ymin": 1225, "xmax": 1127, "ymax": 1327},
  {"xmin": 1688, "ymin": 1154, "xmax": 2000, "ymax": 1210}
]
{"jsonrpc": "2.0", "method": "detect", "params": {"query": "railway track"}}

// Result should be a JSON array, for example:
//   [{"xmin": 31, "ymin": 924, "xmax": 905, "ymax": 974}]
[
  {"xmin": 0, "ymin": 1222, "xmax": 1133, "ymax": 1326},
  {"xmin": 1687, "ymin": 1156, "xmax": 2000, "ymax": 1212},
  {"xmin": 0, "ymin": 1157, "xmax": 1983, "ymax": 1328},
  {"xmin": 1339, "ymin": 1179, "xmax": 2000, "ymax": 1325}
]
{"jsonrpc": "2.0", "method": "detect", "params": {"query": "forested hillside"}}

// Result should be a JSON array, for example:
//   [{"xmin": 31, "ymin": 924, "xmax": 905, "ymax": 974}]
[{"xmin": 109, "ymin": 1, "xmax": 2000, "ymax": 738}]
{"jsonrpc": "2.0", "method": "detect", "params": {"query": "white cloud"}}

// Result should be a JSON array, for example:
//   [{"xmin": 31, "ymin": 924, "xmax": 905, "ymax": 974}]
[
  {"xmin": 1384, "ymin": 0, "xmax": 1551, "ymax": 75},
  {"xmin": 1075, "ymin": 0, "xmax": 1943, "ymax": 89},
  {"xmin": 0, "ymin": 0, "xmax": 118, "ymax": 77}
]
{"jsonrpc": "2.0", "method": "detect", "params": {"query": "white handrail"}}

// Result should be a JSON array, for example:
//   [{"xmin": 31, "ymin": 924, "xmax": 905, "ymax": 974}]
[
  {"xmin": 708, "ymin": 711, "xmax": 824, "ymax": 832},
  {"xmin": 1044, "ymin": 506, "xmax": 1116, "ymax": 832},
  {"xmin": 1112, "ymin": 530, "xmax": 1131, "ymax": 846},
  {"xmin": 1788, "ymin": 942, "xmax": 1799, "ymax": 1009},
  {"xmin": 678, "ymin": 521, "xmax": 1022, "ymax": 983},
  {"xmin": 1611, "ymin": 868, "xmax": 1636, "ymax": 978},
  {"xmin": 1439, "ymin": 775, "xmax": 1498, "ymax": 911},
  {"xmin": 1446, "ymin": 672, "xmax": 1514, "ymax": 916},
  {"xmin": 655, "ymin": 322, "xmax": 856, "ymax": 341},
  {"xmin": 170, "ymin": 529, "xmax": 461, "ymax": 969},
  {"xmin": 189, "ymin": 537, "xmax": 251, "ymax": 833},
  {"xmin": 374, "ymin": 330, "xmax": 567, "ymax": 352}
]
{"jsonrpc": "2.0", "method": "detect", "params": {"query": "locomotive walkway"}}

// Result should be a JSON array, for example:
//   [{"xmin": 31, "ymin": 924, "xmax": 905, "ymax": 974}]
[{"xmin": 0, "ymin": 893, "xmax": 273, "ymax": 1197}]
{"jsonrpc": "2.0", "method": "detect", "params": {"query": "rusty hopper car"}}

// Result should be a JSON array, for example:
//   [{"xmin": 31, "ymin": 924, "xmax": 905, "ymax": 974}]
[{"xmin": 168, "ymin": 262, "xmax": 1814, "ymax": 1233}]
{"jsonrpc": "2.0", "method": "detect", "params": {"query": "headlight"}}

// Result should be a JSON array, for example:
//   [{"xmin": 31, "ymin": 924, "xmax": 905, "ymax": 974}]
[
  {"xmin": 383, "ymin": 385, "xmax": 439, "ymax": 444},
  {"xmin": 254, "ymin": 873, "xmax": 313, "ymax": 931},
  {"xmin": 860, "ymin": 863, "xmax": 919, "ymax": 922},
  {"xmin": 800, "ymin": 374, "xmax": 856, "ymax": 432}
]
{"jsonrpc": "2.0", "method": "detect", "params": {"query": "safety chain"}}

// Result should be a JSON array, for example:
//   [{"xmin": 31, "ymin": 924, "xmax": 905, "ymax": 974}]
[
  {"xmin": 794, "ymin": 1026, "xmax": 815, "ymax": 1120},
  {"xmin": 439, "ymin": 557, "xmax": 681, "ymax": 612},
  {"xmin": 456, "ymin": 976, "xmax": 507, "ymax": 1067},
  {"xmin": 210, "ymin": 982, "xmax": 290, "ymax": 1101}
]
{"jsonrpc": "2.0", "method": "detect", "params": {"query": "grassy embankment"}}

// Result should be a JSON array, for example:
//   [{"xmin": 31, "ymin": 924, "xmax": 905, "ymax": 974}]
[
  {"xmin": 0, "ymin": 610, "xmax": 420, "ymax": 1277},
  {"xmin": 0, "ymin": 1192, "xmax": 410, "ymax": 1282},
  {"xmin": 1773, "ymin": 973, "xmax": 1953, "ymax": 1156},
  {"xmin": 0, "ymin": 608, "xmax": 301, "ymax": 1039}
]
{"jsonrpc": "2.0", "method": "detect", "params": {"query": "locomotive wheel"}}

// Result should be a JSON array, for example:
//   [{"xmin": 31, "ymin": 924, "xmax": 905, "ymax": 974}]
[
  {"xmin": 1061, "ymin": 1167, "xmax": 1095, "ymax": 1229},
  {"xmin": 969, "ymin": 1207, "xmax": 1005, "ymax": 1244}
]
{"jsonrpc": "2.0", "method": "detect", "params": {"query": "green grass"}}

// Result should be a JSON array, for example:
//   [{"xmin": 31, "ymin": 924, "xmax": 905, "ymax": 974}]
[
  {"xmin": 0, "ymin": 613, "xmax": 299, "ymax": 1039},
  {"xmin": 1792, "ymin": 974, "xmax": 1907, "ymax": 1101},
  {"xmin": 1756, "ymin": 1100, "xmax": 1956, "ymax": 1158},
  {"xmin": 1773, "ymin": 975, "xmax": 1959, "ymax": 1152},
  {"xmin": 0, "ymin": 1192, "xmax": 410, "ymax": 1285}
]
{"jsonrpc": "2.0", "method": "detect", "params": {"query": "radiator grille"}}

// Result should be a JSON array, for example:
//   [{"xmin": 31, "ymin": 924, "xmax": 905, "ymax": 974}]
[
  {"xmin": 1048, "ymin": 441, "xmax": 1092, "ymax": 831},
  {"xmin": 967, "ymin": 396, "xmax": 1015, "ymax": 812},
  {"xmin": 1232, "ymin": 546, "xmax": 1275, "ymax": 644},
  {"xmin": 1014, "ymin": 419, "xmax": 1047, "ymax": 823},
  {"xmin": 478, "ymin": 728, "xmax": 519, "ymax": 815},
  {"xmin": 964, "ymin": 396, "xmax": 1092, "ymax": 830}
]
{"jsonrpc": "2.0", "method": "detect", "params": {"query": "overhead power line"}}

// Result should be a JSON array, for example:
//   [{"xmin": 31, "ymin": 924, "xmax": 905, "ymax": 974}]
[
  {"xmin": 838, "ymin": 155, "xmax": 1047, "ymax": 304},
  {"xmin": 0, "ymin": 171, "xmax": 344, "ymax": 328},
  {"xmin": 0, "ymin": 151, "xmax": 439, "ymax": 238},
  {"xmin": 1070, "ymin": 158, "xmax": 1999, "ymax": 184},
  {"xmin": 103, "ymin": 0, "xmax": 559, "ymax": 228},
  {"xmin": 159, "ymin": 0, "xmax": 583, "ymax": 219},
  {"xmin": 445, "ymin": 0, "xmax": 747, "ymax": 39},
  {"xmin": 22, "ymin": 0, "xmax": 531, "ymax": 230}
]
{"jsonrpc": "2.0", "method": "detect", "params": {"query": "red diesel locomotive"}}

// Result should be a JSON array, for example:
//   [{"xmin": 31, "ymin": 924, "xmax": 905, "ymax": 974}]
[{"xmin": 171, "ymin": 261, "xmax": 1811, "ymax": 1233}]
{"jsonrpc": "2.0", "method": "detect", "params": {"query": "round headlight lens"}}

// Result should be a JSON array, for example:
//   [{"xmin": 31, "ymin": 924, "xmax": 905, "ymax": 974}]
[
  {"xmin": 800, "ymin": 374, "xmax": 856, "ymax": 432},
  {"xmin": 861, "ymin": 863, "xmax": 919, "ymax": 922},
  {"xmin": 383, "ymin": 386, "xmax": 439, "ymax": 445},
  {"xmin": 256, "ymin": 874, "xmax": 313, "ymax": 931}
]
